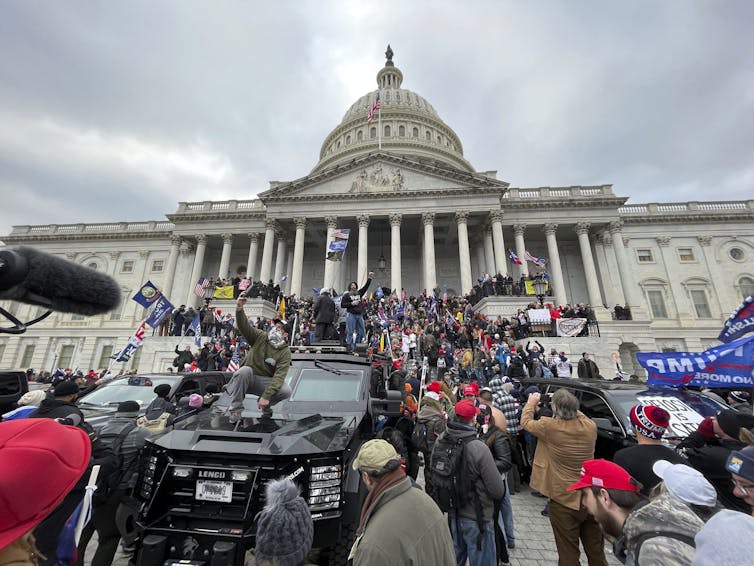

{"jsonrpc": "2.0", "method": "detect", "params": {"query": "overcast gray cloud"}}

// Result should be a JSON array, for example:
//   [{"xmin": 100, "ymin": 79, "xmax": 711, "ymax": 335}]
[{"xmin": 1, "ymin": 0, "xmax": 752, "ymax": 236}]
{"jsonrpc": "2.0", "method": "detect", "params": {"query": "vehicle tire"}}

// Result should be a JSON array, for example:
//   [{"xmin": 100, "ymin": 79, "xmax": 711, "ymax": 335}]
[{"xmin": 321, "ymin": 523, "xmax": 357, "ymax": 566}]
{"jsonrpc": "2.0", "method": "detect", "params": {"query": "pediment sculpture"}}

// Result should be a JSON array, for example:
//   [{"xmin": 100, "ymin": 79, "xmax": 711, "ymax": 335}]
[{"xmin": 350, "ymin": 165, "xmax": 404, "ymax": 193}]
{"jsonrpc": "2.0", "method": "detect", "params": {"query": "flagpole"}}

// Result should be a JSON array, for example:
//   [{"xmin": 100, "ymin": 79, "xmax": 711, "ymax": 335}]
[{"xmin": 378, "ymin": 93, "xmax": 382, "ymax": 150}]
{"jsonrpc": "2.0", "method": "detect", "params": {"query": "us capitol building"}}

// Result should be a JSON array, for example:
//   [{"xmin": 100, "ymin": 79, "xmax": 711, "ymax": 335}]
[{"xmin": 1, "ymin": 48, "xmax": 753, "ymax": 376}]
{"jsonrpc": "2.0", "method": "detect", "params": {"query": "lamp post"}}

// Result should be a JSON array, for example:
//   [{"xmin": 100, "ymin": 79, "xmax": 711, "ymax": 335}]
[{"xmin": 533, "ymin": 277, "xmax": 547, "ymax": 307}]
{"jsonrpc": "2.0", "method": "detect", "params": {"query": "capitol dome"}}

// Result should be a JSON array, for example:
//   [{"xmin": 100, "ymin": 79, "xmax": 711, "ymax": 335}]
[{"xmin": 312, "ymin": 46, "xmax": 475, "ymax": 173}]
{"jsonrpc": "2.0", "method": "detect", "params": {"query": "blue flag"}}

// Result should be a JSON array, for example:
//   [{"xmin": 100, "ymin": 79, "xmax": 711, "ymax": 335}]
[
  {"xmin": 189, "ymin": 312, "xmax": 201, "ymax": 347},
  {"xmin": 719, "ymin": 293, "xmax": 754, "ymax": 343},
  {"xmin": 312, "ymin": 288, "xmax": 320, "ymax": 296},
  {"xmin": 145, "ymin": 296, "xmax": 174, "ymax": 328},
  {"xmin": 637, "ymin": 335, "xmax": 754, "ymax": 388},
  {"xmin": 375, "ymin": 286, "xmax": 384, "ymax": 299},
  {"xmin": 132, "ymin": 281, "xmax": 161, "ymax": 308}
]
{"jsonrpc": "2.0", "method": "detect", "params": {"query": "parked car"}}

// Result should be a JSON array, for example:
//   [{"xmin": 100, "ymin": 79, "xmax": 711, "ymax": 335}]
[
  {"xmin": 127, "ymin": 349, "xmax": 402, "ymax": 566},
  {"xmin": 521, "ymin": 378, "xmax": 729, "ymax": 460},
  {"xmin": 77, "ymin": 371, "xmax": 232, "ymax": 429},
  {"xmin": 0, "ymin": 370, "xmax": 28, "ymax": 414}
]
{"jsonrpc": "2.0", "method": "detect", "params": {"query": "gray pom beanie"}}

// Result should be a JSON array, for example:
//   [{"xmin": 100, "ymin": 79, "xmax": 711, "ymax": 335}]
[{"xmin": 254, "ymin": 477, "xmax": 314, "ymax": 566}]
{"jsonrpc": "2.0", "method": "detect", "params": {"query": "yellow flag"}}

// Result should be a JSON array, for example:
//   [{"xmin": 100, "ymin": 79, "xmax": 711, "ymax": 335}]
[
  {"xmin": 278, "ymin": 296, "xmax": 286, "ymax": 318},
  {"xmin": 213, "ymin": 285, "xmax": 234, "ymax": 299},
  {"xmin": 379, "ymin": 333, "xmax": 385, "ymax": 352},
  {"xmin": 524, "ymin": 280, "xmax": 550, "ymax": 295}
]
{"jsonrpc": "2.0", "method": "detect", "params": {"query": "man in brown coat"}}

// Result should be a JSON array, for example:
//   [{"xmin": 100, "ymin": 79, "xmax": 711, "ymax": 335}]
[{"xmin": 521, "ymin": 389, "xmax": 607, "ymax": 566}]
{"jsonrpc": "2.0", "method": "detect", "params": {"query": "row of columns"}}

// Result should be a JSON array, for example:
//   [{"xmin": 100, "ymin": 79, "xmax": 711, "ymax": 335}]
[{"xmin": 168, "ymin": 214, "xmax": 641, "ymax": 311}]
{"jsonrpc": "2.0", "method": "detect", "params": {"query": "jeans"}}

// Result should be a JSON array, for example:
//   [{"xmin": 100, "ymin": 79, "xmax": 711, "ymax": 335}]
[
  {"xmin": 449, "ymin": 514, "xmax": 496, "ymax": 566},
  {"xmin": 217, "ymin": 367, "xmax": 292, "ymax": 413},
  {"xmin": 346, "ymin": 313, "xmax": 366, "ymax": 350},
  {"xmin": 498, "ymin": 475, "xmax": 515, "ymax": 545}
]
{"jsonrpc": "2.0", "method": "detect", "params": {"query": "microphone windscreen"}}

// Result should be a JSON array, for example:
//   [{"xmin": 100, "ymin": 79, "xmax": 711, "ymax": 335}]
[{"xmin": 1, "ymin": 247, "xmax": 122, "ymax": 315}]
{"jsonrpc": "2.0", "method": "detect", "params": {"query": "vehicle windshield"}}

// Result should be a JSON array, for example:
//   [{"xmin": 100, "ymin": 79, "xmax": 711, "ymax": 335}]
[
  {"xmin": 78, "ymin": 377, "xmax": 178, "ymax": 407},
  {"xmin": 290, "ymin": 369, "xmax": 363, "ymax": 402}
]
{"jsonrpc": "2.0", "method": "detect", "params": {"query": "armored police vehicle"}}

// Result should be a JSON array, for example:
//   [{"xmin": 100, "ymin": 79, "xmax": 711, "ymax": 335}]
[{"xmin": 127, "ymin": 349, "xmax": 401, "ymax": 566}]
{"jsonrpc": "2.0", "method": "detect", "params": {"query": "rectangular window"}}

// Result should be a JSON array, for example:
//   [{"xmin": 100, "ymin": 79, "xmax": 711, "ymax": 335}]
[
  {"xmin": 97, "ymin": 345, "xmax": 113, "ymax": 370},
  {"xmin": 58, "ymin": 345, "xmax": 75, "ymax": 368},
  {"xmin": 130, "ymin": 347, "xmax": 142, "ymax": 371},
  {"xmin": 20, "ymin": 344, "xmax": 35, "ymax": 368},
  {"xmin": 678, "ymin": 248, "xmax": 695, "ymax": 262},
  {"xmin": 110, "ymin": 292, "xmax": 129, "ymax": 320},
  {"xmin": 636, "ymin": 249, "xmax": 653, "ymax": 263},
  {"xmin": 691, "ymin": 290, "xmax": 712, "ymax": 318},
  {"xmin": 121, "ymin": 260, "xmax": 135, "ymax": 273},
  {"xmin": 647, "ymin": 290, "xmax": 668, "ymax": 319},
  {"xmin": 151, "ymin": 260, "xmax": 164, "ymax": 272},
  {"xmin": 0, "ymin": 343, "xmax": 5, "ymax": 364}
]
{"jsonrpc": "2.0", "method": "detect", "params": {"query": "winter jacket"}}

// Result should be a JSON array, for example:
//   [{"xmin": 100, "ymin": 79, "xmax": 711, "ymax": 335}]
[
  {"xmin": 350, "ymin": 477, "xmax": 455, "ymax": 566},
  {"xmin": 443, "ymin": 421, "xmax": 505, "ymax": 521},
  {"xmin": 28, "ymin": 399, "xmax": 85, "ymax": 423},
  {"xmin": 521, "ymin": 404, "xmax": 596, "ymax": 511},
  {"xmin": 235, "ymin": 307, "xmax": 291, "ymax": 400},
  {"xmin": 313, "ymin": 294, "xmax": 337, "ymax": 324},
  {"xmin": 173, "ymin": 346, "xmax": 193, "ymax": 369},
  {"xmin": 340, "ymin": 279, "xmax": 372, "ymax": 316},
  {"xmin": 416, "ymin": 400, "xmax": 447, "ymax": 456},
  {"xmin": 144, "ymin": 396, "xmax": 177, "ymax": 421},
  {"xmin": 619, "ymin": 492, "xmax": 703, "ymax": 565},
  {"xmin": 97, "ymin": 416, "xmax": 153, "ymax": 490},
  {"xmin": 480, "ymin": 425, "xmax": 512, "ymax": 475},
  {"xmin": 577, "ymin": 358, "xmax": 600, "ymax": 379}
]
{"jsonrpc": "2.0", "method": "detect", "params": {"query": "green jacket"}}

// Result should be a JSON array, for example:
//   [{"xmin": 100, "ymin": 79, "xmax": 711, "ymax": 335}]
[
  {"xmin": 235, "ymin": 307, "xmax": 291, "ymax": 400},
  {"xmin": 350, "ymin": 477, "xmax": 455, "ymax": 566}
]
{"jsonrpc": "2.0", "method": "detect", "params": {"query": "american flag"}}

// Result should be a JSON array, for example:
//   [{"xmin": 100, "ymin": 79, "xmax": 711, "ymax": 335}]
[
  {"xmin": 508, "ymin": 249, "xmax": 523, "ymax": 265},
  {"xmin": 194, "ymin": 277, "xmax": 210, "ymax": 297},
  {"xmin": 524, "ymin": 251, "xmax": 547, "ymax": 268},
  {"xmin": 367, "ymin": 93, "xmax": 380, "ymax": 124},
  {"xmin": 227, "ymin": 349, "xmax": 241, "ymax": 373}
]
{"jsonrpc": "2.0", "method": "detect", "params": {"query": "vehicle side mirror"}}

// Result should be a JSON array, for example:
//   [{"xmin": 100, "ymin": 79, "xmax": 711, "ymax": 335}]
[{"xmin": 592, "ymin": 417, "xmax": 623, "ymax": 435}]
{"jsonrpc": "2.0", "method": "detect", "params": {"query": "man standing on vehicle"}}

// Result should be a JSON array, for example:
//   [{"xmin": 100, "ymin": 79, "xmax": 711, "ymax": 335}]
[
  {"xmin": 522, "ymin": 389, "xmax": 607, "ymax": 566},
  {"xmin": 217, "ymin": 295, "xmax": 292, "ymax": 421},
  {"xmin": 341, "ymin": 271, "xmax": 374, "ymax": 351},
  {"xmin": 349, "ymin": 439, "xmax": 455, "ymax": 566}
]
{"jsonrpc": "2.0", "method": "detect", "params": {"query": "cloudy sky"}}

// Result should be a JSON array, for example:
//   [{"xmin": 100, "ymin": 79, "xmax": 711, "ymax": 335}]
[{"xmin": 1, "ymin": 1, "xmax": 752, "ymax": 236}]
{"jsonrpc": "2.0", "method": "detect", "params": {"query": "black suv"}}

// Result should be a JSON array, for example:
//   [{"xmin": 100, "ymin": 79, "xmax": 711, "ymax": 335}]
[
  {"xmin": 522, "ymin": 378, "xmax": 729, "ymax": 460},
  {"xmin": 0, "ymin": 370, "xmax": 29, "ymax": 414},
  {"xmin": 129, "ymin": 351, "xmax": 401, "ymax": 566}
]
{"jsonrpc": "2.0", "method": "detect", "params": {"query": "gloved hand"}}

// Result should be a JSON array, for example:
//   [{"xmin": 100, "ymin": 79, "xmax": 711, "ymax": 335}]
[{"xmin": 697, "ymin": 416, "xmax": 716, "ymax": 440}]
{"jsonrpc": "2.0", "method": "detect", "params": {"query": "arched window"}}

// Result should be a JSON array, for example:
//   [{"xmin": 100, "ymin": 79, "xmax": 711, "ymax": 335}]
[
  {"xmin": 370, "ymin": 127, "xmax": 376, "ymax": 139},
  {"xmin": 384, "ymin": 125, "xmax": 391, "ymax": 137},
  {"xmin": 336, "ymin": 141, "xmax": 341, "ymax": 149},
  {"xmin": 357, "ymin": 130, "xmax": 363, "ymax": 142},
  {"xmin": 739, "ymin": 276, "xmax": 754, "ymax": 298},
  {"xmin": 412, "ymin": 127, "xmax": 419, "ymax": 138},
  {"xmin": 87, "ymin": 262, "xmax": 98, "ymax": 270},
  {"xmin": 399, "ymin": 125, "xmax": 405, "ymax": 137},
  {"xmin": 346, "ymin": 135, "xmax": 351, "ymax": 145},
  {"xmin": 437, "ymin": 135, "xmax": 442, "ymax": 144},
  {"xmin": 425, "ymin": 131, "xmax": 431, "ymax": 141}
]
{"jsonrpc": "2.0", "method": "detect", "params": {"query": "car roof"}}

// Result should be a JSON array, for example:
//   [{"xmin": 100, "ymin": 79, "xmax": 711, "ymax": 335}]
[{"xmin": 523, "ymin": 378, "xmax": 648, "ymax": 392}]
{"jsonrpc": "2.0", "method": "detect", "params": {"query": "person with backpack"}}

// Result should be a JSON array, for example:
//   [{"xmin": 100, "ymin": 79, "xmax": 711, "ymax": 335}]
[
  {"xmin": 413, "ymin": 381, "xmax": 448, "ymax": 491},
  {"xmin": 139, "ymin": 383, "xmax": 177, "ymax": 432},
  {"xmin": 350, "ymin": 439, "xmax": 455, "ymax": 566},
  {"xmin": 77, "ymin": 401, "xmax": 152, "ymax": 566},
  {"xmin": 430, "ymin": 399, "xmax": 504, "ymax": 566}
]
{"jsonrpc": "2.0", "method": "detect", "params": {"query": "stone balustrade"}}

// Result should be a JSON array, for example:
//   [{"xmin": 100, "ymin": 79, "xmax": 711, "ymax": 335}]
[
  {"xmin": 618, "ymin": 200, "xmax": 754, "ymax": 216},
  {"xmin": 502, "ymin": 185, "xmax": 615, "ymax": 199},
  {"xmin": 9, "ymin": 220, "xmax": 175, "ymax": 237}
]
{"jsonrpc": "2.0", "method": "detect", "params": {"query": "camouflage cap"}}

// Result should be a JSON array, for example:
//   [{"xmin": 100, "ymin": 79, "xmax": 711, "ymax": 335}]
[{"xmin": 351, "ymin": 439, "xmax": 400, "ymax": 473}]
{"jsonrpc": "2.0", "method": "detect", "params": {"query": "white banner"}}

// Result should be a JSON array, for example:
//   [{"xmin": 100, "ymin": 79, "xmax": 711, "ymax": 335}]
[
  {"xmin": 557, "ymin": 318, "xmax": 587, "ymax": 337},
  {"xmin": 527, "ymin": 308, "xmax": 551, "ymax": 324}
]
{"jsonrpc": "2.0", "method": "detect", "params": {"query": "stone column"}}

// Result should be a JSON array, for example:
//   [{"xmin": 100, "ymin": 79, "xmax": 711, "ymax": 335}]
[
  {"xmin": 162, "ymin": 235, "xmax": 181, "ymax": 299},
  {"xmin": 389, "ymin": 213, "xmax": 402, "ymax": 294},
  {"xmin": 323, "ymin": 215, "xmax": 338, "ymax": 291},
  {"xmin": 656, "ymin": 236, "xmax": 689, "ymax": 319},
  {"xmin": 483, "ymin": 227, "xmax": 495, "ymax": 275},
  {"xmin": 456, "ymin": 211, "xmax": 473, "ymax": 294},
  {"xmin": 273, "ymin": 230, "xmax": 287, "ymax": 285},
  {"xmin": 422, "ymin": 212, "xmax": 437, "ymax": 293},
  {"xmin": 218, "ymin": 233, "xmax": 233, "ymax": 280},
  {"xmin": 609, "ymin": 221, "xmax": 643, "ymax": 312},
  {"xmin": 259, "ymin": 220, "xmax": 276, "ymax": 284},
  {"xmin": 186, "ymin": 234, "xmax": 207, "ymax": 306},
  {"xmin": 574, "ymin": 222, "xmax": 603, "ymax": 307},
  {"xmin": 290, "ymin": 217, "xmax": 307, "ymax": 298},
  {"xmin": 285, "ymin": 245, "xmax": 294, "ymax": 294},
  {"xmin": 246, "ymin": 233, "xmax": 260, "ymax": 279},
  {"xmin": 357, "ymin": 215, "xmax": 370, "ymax": 285},
  {"xmin": 177, "ymin": 241, "xmax": 193, "ymax": 304},
  {"xmin": 697, "ymin": 235, "xmax": 724, "ymax": 316},
  {"xmin": 594, "ymin": 234, "xmax": 622, "ymax": 308},
  {"xmin": 475, "ymin": 244, "xmax": 486, "ymax": 281},
  {"xmin": 542, "ymin": 224, "xmax": 567, "ymax": 306},
  {"xmin": 513, "ymin": 224, "xmax": 529, "ymax": 277},
  {"xmin": 490, "ymin": 210, "xmax": 507, "ymax": 276}
]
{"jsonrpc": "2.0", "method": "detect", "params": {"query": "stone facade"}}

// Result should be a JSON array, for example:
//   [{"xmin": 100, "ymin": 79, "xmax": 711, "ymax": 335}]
[{"xmin": 1, "ymin": 50, "xmax": 753, "ymax": 376}]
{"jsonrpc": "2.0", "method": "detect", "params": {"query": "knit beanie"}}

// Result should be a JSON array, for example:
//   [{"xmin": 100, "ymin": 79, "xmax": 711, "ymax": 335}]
[
  {"xmin": 716, "ymin": 409, "xmax": 754, "ymax": 440},
  {"xmin": 630, "ymin": 404, "xmax": 670, "ymax": 439},
  {"xmin": 254, "ymin": 477, "xmax": 314, "ymax": 566}
]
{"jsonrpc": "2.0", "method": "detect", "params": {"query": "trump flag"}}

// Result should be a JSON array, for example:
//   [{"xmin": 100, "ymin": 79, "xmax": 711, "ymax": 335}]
[{"xmin": 719, "ymin": 293, "xmax": 754, "ymax": 343}]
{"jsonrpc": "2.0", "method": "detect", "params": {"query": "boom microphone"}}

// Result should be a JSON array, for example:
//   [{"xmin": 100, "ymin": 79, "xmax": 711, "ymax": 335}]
[{"xmin": 0, "ymin": 246, "xmax": 122, "ymax": 315}]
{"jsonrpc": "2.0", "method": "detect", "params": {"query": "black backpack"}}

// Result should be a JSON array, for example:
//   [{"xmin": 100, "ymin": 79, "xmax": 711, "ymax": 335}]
[
  {"xmin": 94, "ymin": 422, "xmax": 136, "ymax": 503},
  {"xmin": 427, "ymin": 431, "xmax": 474, "ymax": 513}
]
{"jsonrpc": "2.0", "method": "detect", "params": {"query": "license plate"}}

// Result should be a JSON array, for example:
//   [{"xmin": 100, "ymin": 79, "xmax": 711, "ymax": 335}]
[{"xmin": 195, "ymin": 480, "xmax": 233, "ymax": 502}]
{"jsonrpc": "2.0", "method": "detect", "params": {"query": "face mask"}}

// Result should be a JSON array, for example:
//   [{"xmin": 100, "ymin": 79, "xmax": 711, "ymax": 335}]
[{"xmin": 268, "ymin": 328, "xmax": 285, "ymax": 348}]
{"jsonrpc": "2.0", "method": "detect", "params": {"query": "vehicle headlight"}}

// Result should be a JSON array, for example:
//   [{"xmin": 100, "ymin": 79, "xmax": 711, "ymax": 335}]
[
  {"xmin": 308, "ymin": 463, "xmax": 342, "ymax": 510},
  {"xmin": 172, "ymin": 466, "xmax": 193, "ymax": 478},
  {"xmin": 140, "ymin": 455, "xmax": 159, "ymax": 499},
  {"xmin": 232, "ymin": 470, "xmax": 251, "ymax": 482}
]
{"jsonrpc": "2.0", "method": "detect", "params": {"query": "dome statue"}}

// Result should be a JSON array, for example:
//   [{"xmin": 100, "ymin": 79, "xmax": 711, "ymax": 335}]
[{"xmin": 312, "ymin": 46, "xmax": 474, "ymax": 173}]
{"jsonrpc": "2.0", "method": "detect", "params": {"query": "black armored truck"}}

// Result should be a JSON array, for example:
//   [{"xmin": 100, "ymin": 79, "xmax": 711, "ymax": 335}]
[{"xmin": 127, "ymin": 349, "xmax": 402, "ymax": 566}]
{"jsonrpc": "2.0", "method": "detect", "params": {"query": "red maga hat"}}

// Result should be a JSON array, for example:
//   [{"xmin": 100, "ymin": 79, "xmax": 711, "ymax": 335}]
[
  {"xmin": 454, "ymin": 400, "xmax": 480, "ymax": 420},
  {"xmin": 567, "ymin": 459, "xmax": 639, "ymax": 493},
  {"xmin": 427, "ymin": 381, "xmax": 443, "ymax": 394},
  {"xmin": 0, "ymin": 419, "xmax": 91, "ymax": 551}
]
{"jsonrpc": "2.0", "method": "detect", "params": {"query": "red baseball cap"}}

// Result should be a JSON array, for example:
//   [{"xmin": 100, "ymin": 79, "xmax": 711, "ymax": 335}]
[
  {"xmin": 0, "ymin": 419, "xmax": 91, "ymax": 550},
  {"xmin": 427, "ymin": 381, "xmax": 443, "ymax": 394},
  {"xmin": 454, "ymin": 400, "xmax": 480, "ymax": 421},
  {"xmin": 567, "ymin": 459, "xmax": 639, "ymax": 493},
  {"xmin": 463, "ymin": 385, "xmax": 476, "ymax": 396}
]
